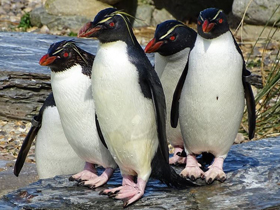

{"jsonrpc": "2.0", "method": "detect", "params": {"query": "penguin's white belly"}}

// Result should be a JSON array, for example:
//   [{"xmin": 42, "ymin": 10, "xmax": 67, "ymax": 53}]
[
  {"xmin": 35, "ymin": 106, "xmax": 84, "ymax": 179},
  {"xmin": 92, "ymin": 41, "xmax": 158, "ymax": 179},
  {"xmin": 179, "ymin": 33, "xmax": 245, "ymax": 157},
  {"xmin": 51, "ymin": 65, "xmax": 115, "ymax": 168},
  {"xmin": 156, "ymin": 48, "xmax": 190, "ymax": 147}
]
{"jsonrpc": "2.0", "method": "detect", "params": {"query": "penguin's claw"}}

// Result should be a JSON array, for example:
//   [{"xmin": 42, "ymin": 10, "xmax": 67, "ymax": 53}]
[
  {"xmin": 99, "ymin": 186, "xmax": 123, "ymax": 196},
  {"xmin": 82, "ymin": 176, "xmax": 107, "ymax": 188},
  {"xmin": 68, "ymin": 176, "xmax": 76, "ymax": 182},
  {"xmin": 99, "ymin": 190, "xmax": 106, "ymax": 195},
  {"xmin": 179, "ymin": 154, "xmax": 204, "ymax": 180},
  {"xmin": 109, "ymin": 185, "xmax": 144, "ymax": 207},
  {"xmin": 180, "ymin": 166, "xmax": 205, "ymax": 180},
  {"xmin": 100, "ymin": 177, "xmax": 146, "ymax": 207},
  {"xmin": 82, "ymin": 167, "xmax": 115, "ymax": 189},
  {"xmin": 204, "ymin": 157, "xmax": 226, "ymax": 184},
  {"xmin": 70, "ymin": 169, "xmax": 98, "ymax": 182},
  {"xmin": 78, "ymin": 181, "xmax": 85, "ymax": 186},
  {"xmin": 205, "ymin": 166, "xmax": 226, "ymax": 184}
]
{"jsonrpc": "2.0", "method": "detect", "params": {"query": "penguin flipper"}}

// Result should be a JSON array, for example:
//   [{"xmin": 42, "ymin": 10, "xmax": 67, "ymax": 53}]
[
  {"xmin": 232, "ymin": 33, "xmax": 256, "ymax": 139},
  {"xmin": 147, "ymin": 67, "xmax": 169, "ymax": 163},
  {"xmin": 171, "ymin": 61, "xmax": 189, "ymax": 128},
  {"xmin": 14, "ymin": 118, "xmax": 40, "ymax": 176},
  {"xmin": 243, "ymin": 67, "xmax": 256, "ymax": 139},
  {"xmin": 95, "ymin": 114, "xmax": 107, "ymax": 149}
]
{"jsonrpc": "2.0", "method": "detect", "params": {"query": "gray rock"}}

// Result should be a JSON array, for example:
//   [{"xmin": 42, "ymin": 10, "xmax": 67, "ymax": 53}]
[
  {"xmin": 0, "ymin": 159, "xmax": 38, "ymax": 198},
  {"xmin": 2, "ymin": 3, "xmax": 11, "ymax": 12},
  {"xmin": 0, "ymin": 32, "xmax": 99, "ymax": 121},
  {"xmin": 1, "ymin": 137, "xmax": 280, "ymax": 209},
  {"xmin": 133, "ymin": 4, "xmax": 154, "ymax": 28},
  {"xmin": 151, "ymin": 8, "xmax": 175, "ymax": 27},
  {"xmin": 153, "ymin": 0, "xmax": 234, "ymax": 22},
  {"xmin": 234, "ymin": 24, "xmax": 280, "ymax": 41},
  {"xmin": 0, "ymin": 7, "xmax": 6, "ymax": 15},
  {"xmin": 30, "ymin": 6, "xmax": 44, "ymax": 27},
  {"xmin": 30, "ymin": 6, "xmax": 91, "ymax": 32},
  {"xmin": 45, "ymin": 0, "xmax": 111, "ymax": 20},
  {"xmin": 0, "ymin": 32, "xmax": 154, "ymax": 121},
  {"xmin": 232, "ymin": 0, "xmax": 280, "ymax": 26}
]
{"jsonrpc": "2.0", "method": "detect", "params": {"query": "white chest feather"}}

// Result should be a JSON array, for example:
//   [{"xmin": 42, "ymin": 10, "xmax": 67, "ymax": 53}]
[
  {"xmin": 180, "ymin": 32, "xmax": 245, "ymax": 157},
  {"xmin": 92, "ymin": 41, "xmax": 158, "ymax": 179},
  {"xmin": 155, "ymin": 47, "xmax": 190, "ymax": 146},
  {"xmin": 51, "ymin": 65, "xmax": 115, "ymax": 168},
  {"xmin": 155, "ymin": 47, "xmax": 190, "ymax": 78},
  {"xmin": 35, "ymin": 106, "xmax": 84, "ymax": 179}
]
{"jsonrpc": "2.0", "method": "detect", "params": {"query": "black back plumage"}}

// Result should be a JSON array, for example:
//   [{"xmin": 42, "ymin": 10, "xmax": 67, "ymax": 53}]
[{"xmin": 14, "ymin": 93, "xmax": 55, "ymax": 176}]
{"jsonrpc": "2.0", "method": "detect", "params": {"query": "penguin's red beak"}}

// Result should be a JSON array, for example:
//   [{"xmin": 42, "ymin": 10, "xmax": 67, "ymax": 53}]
[
  {"xmin": 202, "ymin": 20, "xmax": 215, "ymax": 33},
  {"xmin": 78, "ymin": 22, "xmax": 101, "ymax": 38},
  {"xmin": 144, "ymin": 38, "xmax": 163, "ymax": 53},
  {"xmin": 39, "ymin": 54, "xmax": 57, "ymax": 66}
]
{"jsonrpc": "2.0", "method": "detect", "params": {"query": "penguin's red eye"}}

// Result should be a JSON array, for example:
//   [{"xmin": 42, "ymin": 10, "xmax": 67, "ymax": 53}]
[
  {"xmin": 198, "ymin": 21, "xmax": 202, "ymax": 25},
  {"xmin": 63, "ymin": 52, "xmax": 69, "ymax": 57},
  {"xmin": 169, "ymin": 35, "xmax": 176, "ymax": 41},
  {"xmin": 109, "ymin": 22, "xmax": 115, "ymax": 27},
  {"xmin": 219, "ymin": 19, "xmax": 223, "ymax": 24}
]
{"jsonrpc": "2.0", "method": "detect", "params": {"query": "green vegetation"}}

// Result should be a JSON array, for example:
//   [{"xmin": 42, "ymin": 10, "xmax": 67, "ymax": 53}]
[
  {"xmin": 68, "ymin": 31, "xmax": 77, "ymax": 37},
  {"xmin": 241, "ymin": 4, "xmax": 280, "ymax": 139},
  {"xmin": 18, "ymin": 12, "xmax": 32, "ymax": 31},
  {"xmin": 247, "ymin": 59, "xmax": 262, "ymax": 68}
]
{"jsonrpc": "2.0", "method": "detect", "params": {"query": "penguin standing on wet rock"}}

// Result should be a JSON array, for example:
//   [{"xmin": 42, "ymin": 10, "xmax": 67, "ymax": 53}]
[
  {"xmin": 171, "ymin": 8, "xmax": 256, "ymax": 184},
  {"xmin": 145, "ymin": 20, "xmax": 197, "ymax": 165},
  {"xmin": 14, "ymin": 92, "xmax": 84, "ymax": 179},
  {"xmin": 79, "ymin": 8, "xmax": 195, "ymax": 207},
  {"xmin": 39, "ymin": 40, "xmax": 117, "ymax": 187}
]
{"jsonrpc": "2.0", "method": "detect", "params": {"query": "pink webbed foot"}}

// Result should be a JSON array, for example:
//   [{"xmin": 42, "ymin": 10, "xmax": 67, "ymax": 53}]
[
  {"xmin": 100, "ymin": 175, "xmax": 147, "ymax": 207},
  {"xmin": 180, "ymin": 154, "xmax": 204, "ymax": 181},
  {"xmin": 205, "ymin": 157, "xmax": 226, "ymax": 184},
  {"xmin": 169, "ymin": 147, "xmax": 186, "ymax": 165},
  {"xmin": 82, "ymin": 167, "xmax": 114, "ymax": 188},
  {"xmin": 69, "ymin": 162, "xmax": 98, "ymax": 182}
]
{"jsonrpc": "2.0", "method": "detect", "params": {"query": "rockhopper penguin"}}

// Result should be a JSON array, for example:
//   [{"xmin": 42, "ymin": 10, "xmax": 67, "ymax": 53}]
[
  {"xmin": 39, "ymin": 40, "xmax": 117, "ymax": 187},
  {"xmin": 171, "ymin": 8, "xmax": 256, "ymax": 184},
  {"xmin": 145, "ymin": 20, "xmax": 197, "ymax": 165},
  {"xmin": 14, "ymin": 92, "xmax": 84, "ymax": 179},
  {"xmin": 79, "ymin": 8, "xmax": 196, "ymax": 207}
]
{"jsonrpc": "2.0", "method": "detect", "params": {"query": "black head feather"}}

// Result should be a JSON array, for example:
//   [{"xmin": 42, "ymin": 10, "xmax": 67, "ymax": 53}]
[
  {"xmin": 146, "ymin": 20, "xmax": 196, "ymax": 56},
  {"xmin": 79, "ymin": 8, "xmax": 136, "ymax": 44},
  {"xmin": 197, "ymin": 8, "xmax": 229, "ymax": 39},
  {"xmin": 40, "ymin": 40, "xmax": 95, "ymax": 76}
]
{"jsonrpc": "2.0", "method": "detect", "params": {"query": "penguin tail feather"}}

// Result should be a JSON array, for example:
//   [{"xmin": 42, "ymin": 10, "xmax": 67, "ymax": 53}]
[
  {"xmin": 14, "ymin": 126, "xmax": 39, "ymax": 176},
  {"xmin": 151, "ymin": 149, "xmax": 198, "ymax": 189}
]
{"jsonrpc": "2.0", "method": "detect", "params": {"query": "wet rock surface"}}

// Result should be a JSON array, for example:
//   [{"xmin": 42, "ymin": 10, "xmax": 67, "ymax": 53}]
[
  {"xmin": 0, "ymin": 32, "xmax": 98, "ymax": 121},
  {"xmin": 0, "ymin": 159, "xmax": 38, "ymax": 198},
  {"xmin": 0, "ymin": 32, "xmax": 154, "ymax": 121},
  {"xmin": 1, "ymin": 137, "xmax": 280, "ymax": 209}
]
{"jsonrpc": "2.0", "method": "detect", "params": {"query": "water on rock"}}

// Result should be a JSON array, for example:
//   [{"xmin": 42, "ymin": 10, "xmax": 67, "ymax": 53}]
[{"xmin": 0, "ymin": 138, "xmax": 280, "ymax": 209}]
